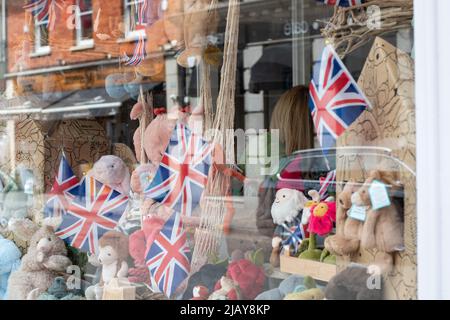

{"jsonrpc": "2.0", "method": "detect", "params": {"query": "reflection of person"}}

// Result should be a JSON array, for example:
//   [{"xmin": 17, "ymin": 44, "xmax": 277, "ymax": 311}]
[
  {"xmin": 256, "ymin": 86, "xmax": 316, "ymax": 237},
  {"xmin": 270, "ymin": 85, "xmax": 315, "ymax": 157}
]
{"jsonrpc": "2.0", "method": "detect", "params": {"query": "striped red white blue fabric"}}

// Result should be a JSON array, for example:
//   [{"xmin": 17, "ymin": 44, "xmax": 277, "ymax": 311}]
[
  {"xmin": 23, "ymin": 0, "xmax": 65, "ymax": 31},
  {"xmin": 316, "ymin": 0, "xmax": 365, "ymax": 7},
  {"xmin": 55, "ymin": 176, "xmax": 129, "ymax": 254},
  {"xmin": 309, "ymin": 45, "xmax": 370, "ymax": 152},
  {"xmin": 123, "ymin": 0, "xmax": 149, "ymax": 66},
  {"xmin": 146, "ymin": 211, "xmax": 190, "ymax": 298},
  {"xmin": 319, "ymin": 170, "xmax": 336, "ymax": 200},
  {"xmin": 44, "ymin": 154, "xmax": 79, "ymax": 219}
]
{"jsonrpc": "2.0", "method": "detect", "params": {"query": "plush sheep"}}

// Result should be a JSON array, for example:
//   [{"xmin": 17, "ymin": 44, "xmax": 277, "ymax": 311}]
[
  {"xmin": 6, "ymin": 219, "xmax": 72, "ymax": 300},
  {"xmin": 325, "ymin": 181, "xmax": 362, "ymax": 257},
  {"xmin": 87, "ymin": 155, "xmax": 131, "ymax": 195}
]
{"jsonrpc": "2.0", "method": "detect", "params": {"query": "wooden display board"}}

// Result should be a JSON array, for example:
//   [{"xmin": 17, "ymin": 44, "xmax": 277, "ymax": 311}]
[{"xmin": 336, "ymin": 37, "xmax": 416, "ymax": 299}]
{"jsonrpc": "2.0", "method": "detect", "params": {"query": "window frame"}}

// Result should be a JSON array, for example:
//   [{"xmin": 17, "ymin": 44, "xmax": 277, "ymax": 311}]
[
  {"xmin": 33, "ymin": 16, "xmax": 50, "ymax": 55},
  {"xmin": 124, "ymin": 0, "xmax": 146, "ymax": 40},
  {"xmin": 75, "ymin": 0, "xmax": 94, "ymax": 48}
]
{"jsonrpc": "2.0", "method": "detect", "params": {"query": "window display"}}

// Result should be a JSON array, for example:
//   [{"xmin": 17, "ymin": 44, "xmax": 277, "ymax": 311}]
[{"xmin": 0, "ymin": 0, "xmax": 417, "ymax": 301}]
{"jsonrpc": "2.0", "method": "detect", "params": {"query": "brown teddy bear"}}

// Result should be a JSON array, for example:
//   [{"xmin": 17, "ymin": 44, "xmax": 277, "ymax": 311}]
[
  {"xmin": 352, "ymin": 170, "xmax": 404, "ymax": 273},
  {"xmin": 353, "ymin": 170, "xmax": 404, "ymax": 253},
  {"xmin": 325, "ymin": 180, "xmax": 362, "ymax": 257},
  {"xmin": 6, "ymin": 218, "xmax": 72, "ymax": 300}
]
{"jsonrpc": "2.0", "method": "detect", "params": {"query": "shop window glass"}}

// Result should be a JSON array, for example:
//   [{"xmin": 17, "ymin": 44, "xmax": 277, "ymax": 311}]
[{"xmin": 0, "ymin": 0, "xmax": 418, "ymax": 301}]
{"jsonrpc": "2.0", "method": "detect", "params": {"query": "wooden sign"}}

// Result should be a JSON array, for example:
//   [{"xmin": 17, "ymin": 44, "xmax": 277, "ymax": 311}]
[{"xmin": 336, "ymin": 37, "xmax": 416, "ymax": 299}]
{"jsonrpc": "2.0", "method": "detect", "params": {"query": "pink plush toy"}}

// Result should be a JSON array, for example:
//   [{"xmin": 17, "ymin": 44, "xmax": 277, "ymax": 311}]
[{"xmin": 87, "ymin": 155, "xmax": 131, "ymax": 195}]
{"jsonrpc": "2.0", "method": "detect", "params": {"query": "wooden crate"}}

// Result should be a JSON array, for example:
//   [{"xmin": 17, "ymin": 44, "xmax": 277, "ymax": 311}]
[{"xmin": 280, "ymin": 253, "xmax": 337, "ymax": 282}]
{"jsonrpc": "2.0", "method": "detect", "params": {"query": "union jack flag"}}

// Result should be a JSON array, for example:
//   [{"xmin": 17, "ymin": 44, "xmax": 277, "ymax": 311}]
[
  {"xmin": 281, "ymin": 223, "xmax": 304, "ymax": 254},
  {"xmin": 316, "ymin": 0, "xmax": 365, "ymax": 7},
  {"xmin": 23, "ymin": 0, "xmax": 65, "ymax": 31},
  {"xmin": 55, "ymin": 176, "xmax": 129, "ymax": 254},
  {"xmin": 44, "ymin": 155, "xmax": 79, "ymax": 218},
  {"xmin": 146, "ymin": 211, "xmax": 191, "ymax": 298},
  {"xmin": 122, "ymin": 0, "xmax": 149, "ymax": 66},
  {"xmin": 144, "ymin": 123, "xmax": 213, "ymax": 217},
  {"xmin": 309, "ymin": 45, "xmax": 370, "ymax": 152},
  {"xmin": 318, "ymin": 170, "xmax": 336, "ymax": 200}
]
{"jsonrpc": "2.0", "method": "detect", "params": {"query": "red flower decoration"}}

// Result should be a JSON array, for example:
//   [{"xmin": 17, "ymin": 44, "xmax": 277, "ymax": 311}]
[{"xmin": 308, "ymin": 201, "xmax": 336, "ymax": 236}]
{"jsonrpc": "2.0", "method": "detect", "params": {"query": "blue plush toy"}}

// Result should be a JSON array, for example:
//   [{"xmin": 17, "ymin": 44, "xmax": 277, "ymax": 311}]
[{"xmin": 0, "ymin": 235, "xmax": 22, "ymax": 300}]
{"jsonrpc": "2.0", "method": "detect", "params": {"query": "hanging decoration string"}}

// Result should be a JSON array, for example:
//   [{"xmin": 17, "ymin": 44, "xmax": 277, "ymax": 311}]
[
  {"xmin": 191, "ymin": 0, "xmax": 240, "ymax": 273},
  {"xmin": 122, "ymin": 0, "xmax": 149, "ymax": 66},
  {"xmin": 23, "ymin": 0, "xmax": 66, "ymax": 31}
]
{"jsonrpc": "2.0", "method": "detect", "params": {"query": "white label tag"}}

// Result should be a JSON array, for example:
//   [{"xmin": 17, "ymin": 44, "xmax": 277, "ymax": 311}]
[
  {"xmin": 369, "ymin": 180, "xmax": 391, "ymax": 210},
  {"xmin": 348, "ymin": 205, "xmax": 367, "ymax": 221},
  {"xmin": 24, "ymin": 178, "xmax": 34, "ymax": 195}
]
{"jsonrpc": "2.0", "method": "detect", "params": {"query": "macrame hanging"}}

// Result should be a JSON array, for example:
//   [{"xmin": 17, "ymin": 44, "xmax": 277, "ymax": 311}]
[{"xmin": 191, "ymin": 0, "xmax": 240, "ymax": 272}]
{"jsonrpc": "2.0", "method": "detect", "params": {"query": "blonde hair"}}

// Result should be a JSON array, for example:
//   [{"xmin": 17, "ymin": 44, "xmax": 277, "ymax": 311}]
[{"xmin": 270, "ymin": 86, "xmax": 315, "ymax": 156}]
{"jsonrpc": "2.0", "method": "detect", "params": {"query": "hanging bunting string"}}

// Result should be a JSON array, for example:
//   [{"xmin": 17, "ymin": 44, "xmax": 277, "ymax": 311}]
[
  {"xmin": 122, "ymin": 0, "xmax": 149, "ymax": 66},
  {"xmin": 23, "ymin": 0, "xmax": 65, "ymax": 31}
]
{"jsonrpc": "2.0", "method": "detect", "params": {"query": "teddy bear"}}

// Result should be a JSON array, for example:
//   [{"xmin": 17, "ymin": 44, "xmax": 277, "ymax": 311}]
[
  {"xmin": 0, "ymin": 235, "xmax": 22, "ymax": 300},
  {"xmin": 324, "ymin": 265, "xmax": 383, "ymax": 300},
  {"xmin": 352, "ymin": 170, "xmax": 404, "ymax": 272},
  {"xmin": 85, "ymin": 231, "xmax": 129, "ymax": 300},
  {"xmin": 87, "ymin": 155, "xmax": 131, "ymax": 195},
  {"xmin": 270, "ymin": 188, "xmax": 308, "ymax": 267},
  {"xmin": 128, "ymin": 215, "xmax": 165, "ymax": 284},
  {"xmin": 325, "ymin": 181, "xmax": 362, "ymax": 257},
  {"xmin": 6, "ymin": 218, "xmax": 72, "ymax": 300}
]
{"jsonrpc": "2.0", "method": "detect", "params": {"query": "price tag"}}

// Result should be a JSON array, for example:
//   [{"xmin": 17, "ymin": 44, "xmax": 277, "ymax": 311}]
[
  {"xmin": 369, "ymin": 180, "xmax": 391, "ymax": 210},
  {"xmin": 348, "ymin": 205, "xmax": 367, "ymax": 222}
]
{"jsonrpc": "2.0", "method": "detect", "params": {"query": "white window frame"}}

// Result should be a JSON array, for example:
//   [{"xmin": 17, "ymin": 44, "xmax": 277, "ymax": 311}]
[
  {"xmin": 33, "ymin": 16, "xmax": 50, "ymax": 55},
  {"xmin": 75, "ymin": 0, "xmax": 94, "ymax": 47},
  {"xmin": 415, "ymin": 0, "xmax": 450, "ymax": 300},
  {"xmin": 124, "ymin": 0, "xmax": 146, "ymax": 40}
]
